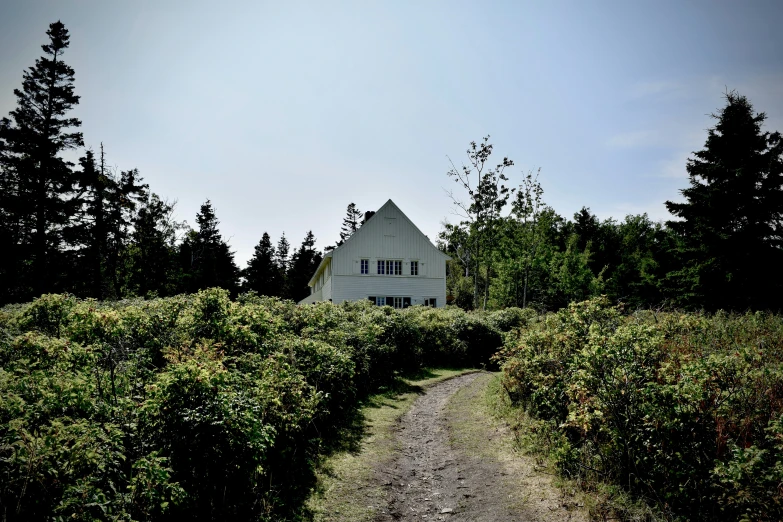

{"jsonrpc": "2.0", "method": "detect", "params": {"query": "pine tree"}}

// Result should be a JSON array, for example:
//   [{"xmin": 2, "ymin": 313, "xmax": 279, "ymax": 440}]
[
  {"xmin": 287, "ymin": 231, "xmax": 322, "ymax": 302},
  {"xmin": 339, "ymin": 202, "xmax": 363, "ymax": 243},
  {"xmin": 127, "ymin": 193, "xmax": 180, "ymax": 297},
  {"xmin": 243, "ymin": 232, "xmax": 281, "ymax": 296},
  {"xmin": 70, "ymin": 144, "xmax": 146, "ymax": 298},
  {"xmin": 274, "ymin": 233, "xmax": 290, "ymax": 297},
  {"xmin": 180, "ymin": 200, "xmax": 240, "ymax": 294},
  {"xmin": 0, "ymin": 125, "xmax": 33, "ymax": 302},
  {"xmin": 665, "ymin": 91, "xmax": 783, "ymax": 310},
  {"xmin": 0, "ymin": 21, "xmax": 83, "ymax": 297},
  {"xmin": 105, "ymin": 167, "xmax": 146, "ymax": 295}
]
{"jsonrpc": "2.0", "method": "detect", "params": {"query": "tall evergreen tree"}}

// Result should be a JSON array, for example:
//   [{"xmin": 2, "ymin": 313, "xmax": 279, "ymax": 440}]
[
  {"xmin": 665, "ymin": 91, "xmax": 783, "ymax": 310},
  {"xmin": 243, "ymin": 232, "xmax": 281, "ymax": 296},
  {"xmin": 339, "ymin": 202, "xmax": 363, "ymax": 242},
  {"xmin": 286, "ymin": 231, "xmax": 322, "ymax": 302},
  {"xmin": 104, "ymin": 167, "xmax": 146, "ymax": 295},
  {"xmin": 70, "ymin": 144, "xmax": 146, "ymax": 298},
  {"xmin": 127, "ymin": 193, "xmax": 180, "ymax": 297},
  {"xmin": 0, "ymin": 21, "xmax": 83, "ymax": 297},
  {"xmin": 0, "ymin": 127, "xmax": 32, "ymax": 303},
  {"xmin": 274, "ymin": 233, "xmax": 290, "ymax": 298},
  {"xmin": 179, "ymin": 200, "xmax": 240, "ymax": 294}
]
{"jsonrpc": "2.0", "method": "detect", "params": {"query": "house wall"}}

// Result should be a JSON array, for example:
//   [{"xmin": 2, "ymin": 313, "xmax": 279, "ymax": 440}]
[
  {"xmin": 327, "ymin": 201, "xmax": 447, "ymax": 307},
  {"xmin": 331, "ymin": 274, "xmax": 445, "ymax": 306},
  {"xmin": 322, "ymin": 276, "xmax": 332, "ymax": 301}
]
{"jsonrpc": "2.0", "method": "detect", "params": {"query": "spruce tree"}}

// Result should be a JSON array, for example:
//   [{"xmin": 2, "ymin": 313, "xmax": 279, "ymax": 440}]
[
  {"xmin": 275, "ymin": 233, "xmax": 290, "ymax": 298},
  {"xmin": 339, "ymin": 202, "xmax": 363, "ymax": 242},
  {"xmin": 72, "ymin": 145, "xmax": 146, "ymax": 298},
  {"xmin": 0, "ymin": 21, "xmax": 83, "ymax": 297},
  {"xmin": 104, "ymin": 167, "xmax": 146, "ymax": 295},
  {"xmin": 287, "ymin": 231, "xmax": 322, "ymax": 302},
  {"xmin": 180, "ymin": 200, "xmax": 240, "ymax": 294},
  {"xmin": 243, "ymin": 232, "xmax": 281, "ymax": 296},
  {"xmin": 128, "ymin": 193, "xmax": 179, "ymax": 297},
  {"xmin": 665, "ymin": 91, "xmax": 783, "ymax": 310}
]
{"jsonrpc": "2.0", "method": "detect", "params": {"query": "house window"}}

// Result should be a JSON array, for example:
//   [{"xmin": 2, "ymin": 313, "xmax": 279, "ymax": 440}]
[
  {"xmin": 424, "ymin": 298, "xmax": 437, "ymax": 307},
  {"xmin": 410, "ymin": 261, "xmax": 418, "ymax": 276},
  {"xmin": 369, "ymin": 296, "xmax": 409, "ymax": 308},
  {"xmin": 360, "ymin": 259, "xmax": 368, "ymax": 274},
  {"xmin": 379, "ymin": 259, "xmax": 401, "ymax": 275}
]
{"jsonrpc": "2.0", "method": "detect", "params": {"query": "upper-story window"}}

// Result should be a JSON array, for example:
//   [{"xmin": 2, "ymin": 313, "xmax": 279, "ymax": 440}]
[
  {"xmin": 386, "ymin": 260, "xmax": 402, "ymax": 275},
  {"xmin": 377, "ymin": 259, "xmax": 401, "ymax": 275},
  {"xmin": 361, "ymin": 259, "xmax": 368, "ymax": 274},
  {"xmin": 410, "ymin": 260, "xmax": 419, "ymax": 276}
]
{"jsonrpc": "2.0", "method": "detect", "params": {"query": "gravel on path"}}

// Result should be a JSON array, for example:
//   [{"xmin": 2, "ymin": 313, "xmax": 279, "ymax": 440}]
[{"xmin": 374, "ymin": 372, "xmax": 523, "ymax": 521}]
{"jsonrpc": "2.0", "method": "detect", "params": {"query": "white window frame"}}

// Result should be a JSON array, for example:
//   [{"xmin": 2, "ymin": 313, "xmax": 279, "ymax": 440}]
[
  {"xmin": 360, "ymin": 259, "xmax": 368, "ymax": 274},
  {"xmin": 410, "ymin": 260, "xmax": 419, "ymax": 276},
  {"xmin": 378, "ymin": 259, "xmax": 402, "ymax": 275}
]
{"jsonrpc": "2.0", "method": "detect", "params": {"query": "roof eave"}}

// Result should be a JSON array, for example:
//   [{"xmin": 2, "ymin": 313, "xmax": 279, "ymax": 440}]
[{"xmin": 307, "ymin": 252, "xmax": 333, "ymax": 287}]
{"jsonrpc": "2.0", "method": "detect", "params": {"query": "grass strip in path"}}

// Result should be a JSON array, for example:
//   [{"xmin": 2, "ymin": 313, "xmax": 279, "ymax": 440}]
[
  {"xmin": 446, "ymin": 372, "xmax": 589, "ymax": 521},
  {"xmin": 306, "ymin": 368, "xmax": 477, "ymax": 522}
]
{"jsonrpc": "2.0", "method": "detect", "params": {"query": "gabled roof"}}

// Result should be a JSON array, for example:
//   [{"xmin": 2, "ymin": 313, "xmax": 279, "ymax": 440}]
[{"xmin": 307, "ymin": 199, "xmax": 450, "ymax": 287}]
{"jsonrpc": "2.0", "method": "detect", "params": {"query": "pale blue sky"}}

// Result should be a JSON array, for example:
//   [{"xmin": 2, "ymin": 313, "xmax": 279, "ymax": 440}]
[{"xmin": 2, "ymin": 1, "xmax": 782, "ymax": 265}]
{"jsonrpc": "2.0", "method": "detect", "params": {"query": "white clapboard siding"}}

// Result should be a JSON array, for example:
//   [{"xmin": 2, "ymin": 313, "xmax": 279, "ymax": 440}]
[
  {"xmin": 300, "ymin": 200, "xmax": 449, "ymax": 307},
  {"xmin": 331, "ymin": 275, "xmax": 445, "ymax": 306},
  {"xmin": 322, "ymin": 276, "xmax": 333, "ymax": 301}
]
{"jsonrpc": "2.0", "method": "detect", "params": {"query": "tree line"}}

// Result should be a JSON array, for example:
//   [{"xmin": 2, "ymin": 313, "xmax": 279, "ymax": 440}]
[
  {"xmin": 0, "ymin": 21, "xmax": 347, "ymax": 305},
  {"xmin": 3, "ymin": 22, "xmax": 782, "ymax": 312},
  {"xmin": 441, "ymin": 92, "xmax": 783, "ymax": 312}
]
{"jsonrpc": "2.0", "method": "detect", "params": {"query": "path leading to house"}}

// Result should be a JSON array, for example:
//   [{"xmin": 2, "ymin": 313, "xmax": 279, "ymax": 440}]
[
  {"xmin": 307, "ymin": 370, "xmax": 587, "ymax": 522},
  {"xmin": 373, "ymin": 372, "xmax": 587, "ymax": 522}
]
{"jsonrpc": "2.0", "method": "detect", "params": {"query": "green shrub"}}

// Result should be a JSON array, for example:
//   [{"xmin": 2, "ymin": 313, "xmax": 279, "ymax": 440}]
[
  {"xmin": 499, "ymin": 297, "xmax": 783, "ymax": 521},
  {"xmin": 0, "ymin": 290, "xmax": 511, "ymax": 521},
  {"xmin": 16, "ymin": 293, "xmax": 76, "ymax": 337}
]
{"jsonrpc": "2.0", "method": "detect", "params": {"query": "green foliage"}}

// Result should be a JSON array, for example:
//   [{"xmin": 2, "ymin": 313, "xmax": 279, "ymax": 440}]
[
  {"xmin": 16, "ymin": 293, "xmax": 77, "ymax": 338},
  {"xmin": 0, "ymin": 291, "xmax": 513, "ymax": 521},
  {"xmin": 499, "ymin": 297, "xmax": 783, "ymax": 520},
  {"xmin": 666, "ymin": 91, "xmax": 783, "ymax": 311}
]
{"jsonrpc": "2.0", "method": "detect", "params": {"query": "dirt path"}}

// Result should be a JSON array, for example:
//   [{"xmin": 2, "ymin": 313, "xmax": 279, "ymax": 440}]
[{"xmin": 374, "ymin": 373, "xmax": 586, "ymax": 522}]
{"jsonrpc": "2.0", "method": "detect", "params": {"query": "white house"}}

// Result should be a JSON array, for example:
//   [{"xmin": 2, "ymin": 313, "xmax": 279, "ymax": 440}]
[{"xmin": 298, "ymin": 200, "xmax": 450, "ymax": 308}]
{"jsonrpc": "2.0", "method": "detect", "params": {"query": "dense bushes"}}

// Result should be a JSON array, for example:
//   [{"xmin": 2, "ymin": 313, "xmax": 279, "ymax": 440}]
[
  {"xmin": 0, "ymin": 290, "xmax": 517, "ymax": 521},
  {"xmin": 498, "ymin": 297, "xmax": 783, "ymax": 521}
]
